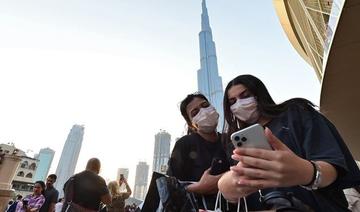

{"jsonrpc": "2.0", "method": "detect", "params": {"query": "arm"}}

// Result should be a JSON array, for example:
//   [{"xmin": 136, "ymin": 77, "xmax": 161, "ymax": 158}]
[
  {"xmin": 99, "ymin": 178, "xmax": 111, "ymax": 205},
  {"xmin": 186, "ymin": 168, "xmax": 222, "ymax": 195},
  {"xmin": 100, "ymin": 194, "xmax": 112, "ymax": 205},
  {"xmin": 48, "ymin": 191, "xmax": 59, "ymax": 212},
  {"xmin": 119, "ymin": 179, "xmax": 132, "ymax": 198},
  {"xmin": 29, "ymin": 196, "xmax": 46, "ymax": 212}
]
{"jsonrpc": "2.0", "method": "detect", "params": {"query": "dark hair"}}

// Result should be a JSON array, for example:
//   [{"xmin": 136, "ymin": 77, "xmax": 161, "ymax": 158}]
[
  {"xmin": 223, "ymin": 75, "xmax": 316, "ymax": 141},
  {"xmin": 35, "ymin": 181, "xmax": 46, "ymax": 195},
  {"xmin": 48, "ymin": 174, "xmax": 57, "ymax": 180},
  {"xmin": 16, "ymin": 194, "xmax": 23, "ymax": 200},
  {"xmin": 180, "ymin": 93, "xmax": 209, "ymax": 134}
]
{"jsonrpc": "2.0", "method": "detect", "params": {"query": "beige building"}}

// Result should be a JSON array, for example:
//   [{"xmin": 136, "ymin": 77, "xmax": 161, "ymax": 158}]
[
  {"xmin": 0, "ymin": 144, "xmax": 39, "ymax": 197},
  {"xmin": 273, "ymin": 0, "xmax": 360, "ymax": 160}
]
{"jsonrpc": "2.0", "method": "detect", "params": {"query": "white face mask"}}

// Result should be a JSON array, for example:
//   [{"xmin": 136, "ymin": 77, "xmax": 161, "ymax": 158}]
[
  {"xmin": 191, "ymin": 105, "xmax": 219, "ymax": 133},
  {"xmin": 230, "ymin": 96, "xmax": 259, "ymax": 124}
]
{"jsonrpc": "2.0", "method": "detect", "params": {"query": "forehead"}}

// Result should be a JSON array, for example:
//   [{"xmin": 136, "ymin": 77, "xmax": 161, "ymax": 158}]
[
  {"xmin": 186, "ymin": 97, "xmax": 207, "ymax": 112},
  {"xmin": 227, "ymin": 84, "xmax": 247, "ymax": 99},
  {"xmin": 34, "ymin": 184, "xmax": 41, "ymax": 188}
]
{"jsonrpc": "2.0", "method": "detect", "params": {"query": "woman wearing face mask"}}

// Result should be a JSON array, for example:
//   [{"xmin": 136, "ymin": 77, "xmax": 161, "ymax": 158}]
[
  {"xmin": 167, "ymin": 93, "xmax": 230, "ymax": 210},
  {"xmin": 217, "ymin": 74, "xmax": 360, "ymax": 211}
]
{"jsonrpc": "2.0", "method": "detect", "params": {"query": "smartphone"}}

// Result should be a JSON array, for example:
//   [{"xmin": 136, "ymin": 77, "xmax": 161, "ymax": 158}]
[
  {"xmin": 22, "ymin": 199, "xmax": 28, "ymax": 207},
  {"xmin": 120, "ymin": 174, "xmax": 124, "ymax": 180},
  {"xmin": 230, "ymin": 124, "xmax": 272, "ymax": 150},
  {"xmin": 209, "ymin": 157, "xmax": 229, "ymax": 175}
]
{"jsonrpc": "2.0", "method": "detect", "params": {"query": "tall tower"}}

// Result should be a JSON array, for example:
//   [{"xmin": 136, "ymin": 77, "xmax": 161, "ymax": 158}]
[
  {"xmin": 197, "ymin": 0, "xmax": 224, "ymax": 130},
  {"xmin": 54, "ymin": 125, "xmax": 84, "ymax": 197},
  {"xmin": 152, "ymin": 130, "xmax": 170, "ymax": 174},
  {"xmin": 34, "ymin": 148, "xmax": 55, "ymax": 181},
  {"xmin": 133, "ymin": 161, "xmax": 149, "ymax": 200}
]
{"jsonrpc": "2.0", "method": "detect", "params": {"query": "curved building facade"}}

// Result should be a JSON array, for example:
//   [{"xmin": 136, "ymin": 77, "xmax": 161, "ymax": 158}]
[{"xmin": 274, "ymin": 0, "xmax": 360, "ymax": 159}]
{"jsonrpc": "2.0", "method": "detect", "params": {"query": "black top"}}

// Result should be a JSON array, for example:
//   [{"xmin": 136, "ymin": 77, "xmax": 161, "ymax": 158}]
[
  {"xmin": 68, "ymin": 170, "xmax": 109, "ymax": 210},
  {"xmin": 225, "ymin": 104, "xmax": 360, "ymax": 212},
  {"xmin": 39, "ymin": 186, "xmax": 59, "ymax": 212},
  {"xmin": 167, "ymin": 133, "xmax": 230, "ymax": 209}
]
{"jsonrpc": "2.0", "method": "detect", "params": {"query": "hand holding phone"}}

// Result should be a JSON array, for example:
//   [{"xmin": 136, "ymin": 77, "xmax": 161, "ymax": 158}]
[
  {"xmin": 230, "ymin": 124, "xmax": 272, "ymax": 150},
  {"xmin": 209, "ymin": 157, "xmax": 229, "ymax": 175}
]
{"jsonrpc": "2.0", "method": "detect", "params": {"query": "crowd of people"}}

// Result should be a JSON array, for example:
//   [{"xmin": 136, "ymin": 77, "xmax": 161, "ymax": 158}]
[
  {"xmin": 5, "ymin": 74, "xmax": 360, "ymax": 212},
  {"xmin": 6, "ymin": 158, "xmax": 135, "ymax": 212}
]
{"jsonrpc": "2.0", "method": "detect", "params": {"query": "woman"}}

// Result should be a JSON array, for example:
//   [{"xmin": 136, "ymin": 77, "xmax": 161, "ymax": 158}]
[
  {"xmin": 218, "ymin": 74, "xmax": 360, "ymax": 211},
  {"xmin": 16, "ymin": 181, "xmax": 45, "ymax": 212},
  {"xmin": 106, "ymin": 178, "xmax": 132, "ymax": 212},
  {"xmin": 167, "ymin": 93, "xmax": 230, "ymax": 210}
]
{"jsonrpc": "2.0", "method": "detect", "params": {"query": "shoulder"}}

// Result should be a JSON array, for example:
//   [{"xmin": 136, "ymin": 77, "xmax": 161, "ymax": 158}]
[
  {"xmin": 281, "ymin": 101, "xmax": 320, "ymax": 120},
  {"xmin": 174, "ymin": 134, "xmax": 198, "ymax": 148}
]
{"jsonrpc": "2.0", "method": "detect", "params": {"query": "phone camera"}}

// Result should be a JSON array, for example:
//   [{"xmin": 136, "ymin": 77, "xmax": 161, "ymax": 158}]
[
  {"xmin": 236, "ymin": 142, "xmax": 242, "ymax": 147},
  {"xmin": 234, "ymin": 136, "xmax": 240, "ymax": 141},
  {"xmin": 241, "ymin": 137, "xmax": 247, "ymax": 142}
]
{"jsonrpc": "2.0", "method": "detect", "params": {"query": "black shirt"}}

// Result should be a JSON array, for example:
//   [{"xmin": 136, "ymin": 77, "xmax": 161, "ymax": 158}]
[
  {"xmin": 225, "ymin": 104, "xmax": 360, "ymax": 212},
  {"xmin": 39, "ymin": 186, "xmax": 59, "ymax": 212},
  {"xmin": 66, "ymin": 170, "xmax": 109, "ymax": 210},
  {"xmin": 167, "ymin": 133, "xmax": 230, "ymax": 209}
]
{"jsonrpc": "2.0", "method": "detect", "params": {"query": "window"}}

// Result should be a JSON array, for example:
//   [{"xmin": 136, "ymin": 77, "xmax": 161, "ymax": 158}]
[
  {"xmin": 25, "ymin": 173, "xmax": 33, "ymax": 178},
  {"xmin": 20, "ymin": 161, "xmax": 28, "ymax": 168},
  {"xmin": 29, "ymin": 163, "xmax": 36, "ymax": 170},
  {"xmin": 17, "ymin": 171, "xmax": 24, "ymax": 177}
]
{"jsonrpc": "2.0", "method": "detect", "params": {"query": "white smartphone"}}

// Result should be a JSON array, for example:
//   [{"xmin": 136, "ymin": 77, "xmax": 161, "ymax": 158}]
[{"xmin": 230, "ymin": 124, "xmax": 272, "ymax": 150}]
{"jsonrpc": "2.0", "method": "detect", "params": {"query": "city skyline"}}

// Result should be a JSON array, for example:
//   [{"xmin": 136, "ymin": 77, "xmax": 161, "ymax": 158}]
[
  {"xmin": 0, "ymin": 1, "xmax": 320, "ymax": 187},
  {"xmin": 54, "ymin": 125, "xmax": 84, "ymax": 197}
]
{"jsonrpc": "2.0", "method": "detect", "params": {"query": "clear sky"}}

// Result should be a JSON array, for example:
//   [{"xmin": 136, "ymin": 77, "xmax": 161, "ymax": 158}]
[{"xmin": 0, "ymin": 0, "xmax": 320, "ymax": 189}]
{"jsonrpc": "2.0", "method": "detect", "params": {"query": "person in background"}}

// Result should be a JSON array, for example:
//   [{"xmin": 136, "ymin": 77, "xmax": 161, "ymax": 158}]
[
  {"xmin": 106, "ymin": 175, "xmax": 132, "ymax": 212},
  {"xmin": 62, "ymin": 158, "xmax": 111, "ymax": 211},
  {"xmin": 7, "ymin": 195, "xmax": 22, "ymax": 212},
  {"xmin": 167, "ymin": 93, "xmax": 230, "ymax": 210},
  {"xmin": 15, "ymin": 181, "xmax": 46, "ymax": 212},
  {"xmin": 6, "ymin": 200, "xmax": 14, "ymax": 211},
  {"xmin": 54, "ymin": 198, "xmax": 63, "ymax": 212},
  {"xmin": 218, "ymin": 74, "xmax": 360, "ymax": 211},
  {"xmin": 39, "ymin": 174, "xmax": 58, "ymax": 212}
]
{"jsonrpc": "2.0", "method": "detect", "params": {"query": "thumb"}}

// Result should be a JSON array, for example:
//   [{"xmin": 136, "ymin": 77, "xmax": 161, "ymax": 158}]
[{"xmin": 265, "ymin": 127, "xmax": 289, "ymax": 151}]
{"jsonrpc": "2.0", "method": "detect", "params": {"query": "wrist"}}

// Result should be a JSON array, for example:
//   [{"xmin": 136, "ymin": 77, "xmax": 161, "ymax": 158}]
[
  {"xmin": 300, "ymin": 160, "xmax": 315, "ymax": 186},
  {"xmin": 300, "ymin": 160, "xmax": 322, "ymax": 190}
]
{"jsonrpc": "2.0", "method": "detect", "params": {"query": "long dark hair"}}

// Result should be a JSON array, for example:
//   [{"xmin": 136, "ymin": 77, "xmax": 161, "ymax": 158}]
[
  {"xmin": 180, "ymin": 93, "xmax": 209, "ymax": 135},
  {"xmin": 222, "ymin": 75, "xmax": 316, "ymax": 142},
  {"xmin": 35, "ymin": 181, "xmax": 46, "ymax": 195}
]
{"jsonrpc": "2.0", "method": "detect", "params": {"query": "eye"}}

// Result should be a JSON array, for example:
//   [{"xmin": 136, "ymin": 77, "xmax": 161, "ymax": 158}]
[
  {"xmin": 190, "ymin": 108, "xmax": 199, "ymax": 118},
  {"xmin": 240, "ymin": 90, "xmax": 253, "ymax": 99},
  {"xmin": 228, "ymin": 98, "xmax": 236, "ymax": 106},
  {"xmin": 201, "ymin": 102, "xmax": 210, "ymax": 108}
]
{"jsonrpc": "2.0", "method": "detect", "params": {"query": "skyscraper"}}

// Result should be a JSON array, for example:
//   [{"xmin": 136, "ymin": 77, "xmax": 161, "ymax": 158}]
[
  {"xmin": 116, "ymin": 168, "xmax": 129, "ymax": 181},
  {"xmin": 34, "ymin": 148, "xmax": 55, "ymax": 181},
  {"xmin": 133, "ymin": 161, "xmax": 149, "ymax": 200},
  {"xmin": 54, "ymin": 125, "xmax": 84, "ymax": 197},
  {"xmin": 152, "ymin": 130, "xmax": 170, "ymax": 174},
  {"xmin": 197, "ymin": 0, "xmax": 224, "ymax": 130}
]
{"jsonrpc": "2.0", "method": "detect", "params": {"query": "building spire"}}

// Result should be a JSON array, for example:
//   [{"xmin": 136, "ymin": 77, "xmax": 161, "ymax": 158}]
[{"xmin": 201, "ymin": 0, "xmax": 211, "ymax": 31}]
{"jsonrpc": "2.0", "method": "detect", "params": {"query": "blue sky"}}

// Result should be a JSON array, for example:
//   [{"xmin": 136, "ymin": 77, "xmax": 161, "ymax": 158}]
[{"xmin": 0, "ymin": 0, "xmax": 320, "ymax": 188}]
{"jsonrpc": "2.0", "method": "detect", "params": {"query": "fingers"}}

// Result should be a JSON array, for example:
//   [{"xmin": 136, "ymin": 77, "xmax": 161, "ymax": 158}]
[
  {"xmin": 233, "ymin": 148, "xmax": 274, "ymax": 161},
  {"xmin": 237, "ymin": 178, "xmax": 280, "ymax": 189},
  {"xmin": 264, "ymin": 127, "xmax": 289, "ymax": 151},
  {"xmin": 231, "ymin": 164, "xmax": 278, "ymax": 179}
]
